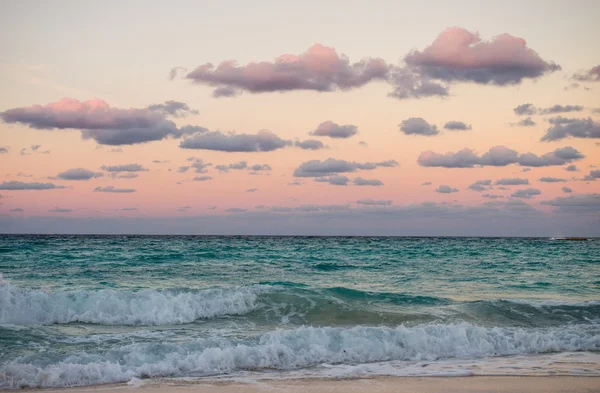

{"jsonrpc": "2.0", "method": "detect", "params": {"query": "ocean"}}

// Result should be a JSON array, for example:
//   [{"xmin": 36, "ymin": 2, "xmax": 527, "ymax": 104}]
[{"xmin": 0, "ymin": 235, "xmax": 599, "ymax": 388}]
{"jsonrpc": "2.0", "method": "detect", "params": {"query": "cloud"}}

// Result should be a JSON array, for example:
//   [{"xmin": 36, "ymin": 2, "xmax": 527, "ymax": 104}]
[
  {"xmin": 181, "ymin": 44, "xmax": 389, "ymax": 95},
  {"xmin": 193, "ymin": 176, "xmax": 213, "ymax": 181},
  {"xmin": 562, "ymin": 187, "xmax": 572, "ymax": 193},
  {"xmin": 511, "ymin": 188, "xmax": 541, "ymax": 199},
  {"xmin": 152, "ymin": 159, "xmax": 168, "ymax": 164},
  {"xmin": 565, "ymin": 165, "xmax": 578, "ymax": 172},
  {"xmin": 539, "ymin": 177, "xmax": 566, "ymax": 183},
  {"xmin": 293, "ymin": 158, "xmax": 397, "ymax": 177},
  {"xmin": 539, "ymin": 105, "xmax": 584, "ymax": 115},
  {"xmin": 482, "ymin": 194, "xmax": 503, "ymax": 199},
  {"xmin": 0, "ymin": 146, "xmax": 8, "ymax": 154},
  {"xmin": 387, "ymin": 66, "xmax": 449, "ymax": 99},
  {"xmin": 215, "ymin": 161, "xmax": 271, "ymax": 172},
  {"xmin": 517, "ymin": 146, "xmax": 584, "ymax": 167},
  {"xmin": 572, "ymin": 65, "xmax": 600, "ymax": 82},
  {"xmin": 213, "ymin": 86, "xmax": 240, "ymax": 98},
  {"xmin": 404, "ymin": 27, "xmax": 560, "ymax": 86},
  {"xmin": 288, "ymin": 180, "xmax": 303, "ymax": 186},
  {"xmin": 146, "ymin": 100, "xmax": 198, "ymax": 117},
  {"xmin": 294, "ymin": 139, "xmax": 326, "ymax": 150},
  {"xmin": 57, "ymin": 168, "xmax": 103, "ymax": 180},
  {"xmin": 225, "ymin": 208, "xmax": 248, "ymax": 213},
  {"xmin": 443, "ymin": 121, "xmax": 471, "ymax": 131},
  {"xmin": 188, "ymin": 158, "xmax": 212, "ymax": 173},
  {"xmin": 541, "ymin": 193, "xmax": 600, "ymax": 213},
  {"xmin": 247, "ymin": 188, "xmax": 258, "ymax": 193},
  {"xmin": 357, "ymin": 199, "xmax": 392, "ymax": 206},
  {"xmin": 418, "ymin": 146, "xmax": 518, "ymax": 168},
  {"xmin": 399, "ymin": 117, "xmax": 439, "ymax": 136},
  {"xmin": 9, "ymin": 208, "xmax": 24, "ymax": 212},
  {"xmin": 180, "ymin": 130, "xmax": 291, "ymax": 152},
  {"xmin": 116, "ymin": 173, "xmax": 138, "ymax": 179},
  {"xmin": 436, "ymin": 185, "xmax": 458, "ymax": 193},
  {"xmin": 310, "ymin": 121, "xmax": 358, "ymax": 138},
  {"xmin": 0, "ymin": 181, "xmax": 64, "ymax": 190},
  {"xmin": 120, "ymin": 208, "xmax": 137, "ymax": 211},
  {"xmin": 353, "ymin": 177, "xmax": 384, "ymax": 186},
  {"xmin": 176, "ymin": 205, "xmax": 191, "ymax": 212},
  {"xmin": 583, "ymin": 170, "xmax": 600, "ymax": 181},
  {"xmin": 514, "ymin": 103, "xmax": 536, "ymax": 116},
  {"xmin": 109, "ymin": 148, "xmax": 123, "ymax": 153},
  {"xmin": 468, "ymin": 179, "xmax": 492, "ymax": 191},
  {"xmin": 510, "ymin": 117, "xmax": 536, "ymax": 127},
  {"xmin": 49, "ymin": 207, "xmax": 72, "ymax": 213},
  {"xmin": 314, "ymin": 175, "xmax": 349, "ymax": 186},
  {"xmin": 93, "ymin": 186, "xmax": 136, "ymax": 193},
  {"xmin": 0, "ymin": 98, "xmax": 203, "ymax": 145},
  {"xmin": 31, "ymin": 144, "xmax": 41, "ymax": 151},
  {"xmin": 541, "ymin": 117, "xmax": 600, "ymax": 141},
  {"xmin": 495, "ymin": 178, "xmax": 529, "ymax": 186},
  {"xmin": 177, "ymin": 166, "xmax": 190, "ymax": 173},
  {"xmin": 100, "ymin": 164, "xmax": 148, "ymax": 172},
  {"xmin": 359, "ymin": 141, "xmax": 368, "ymax": 147},
  {"xmin": 421, "ymin": 182, "xmax": 432, "ymax": 186}
]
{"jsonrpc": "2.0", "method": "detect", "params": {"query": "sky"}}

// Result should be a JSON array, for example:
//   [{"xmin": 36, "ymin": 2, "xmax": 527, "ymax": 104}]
[{"xmin": 0, "ymin": 0, "xmax": 599, "ymax": 236}]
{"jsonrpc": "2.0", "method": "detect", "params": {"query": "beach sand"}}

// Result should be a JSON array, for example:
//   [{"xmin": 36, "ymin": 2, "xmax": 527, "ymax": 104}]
[{"xmin": 28, "ymin": 377, "xmax": 600, "ymax": 393}]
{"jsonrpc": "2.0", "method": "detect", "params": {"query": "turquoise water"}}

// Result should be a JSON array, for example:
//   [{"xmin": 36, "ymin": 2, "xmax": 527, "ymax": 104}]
[{"xmin": 1, "ymin": 236, "xmax": 599, "ymax": 388}]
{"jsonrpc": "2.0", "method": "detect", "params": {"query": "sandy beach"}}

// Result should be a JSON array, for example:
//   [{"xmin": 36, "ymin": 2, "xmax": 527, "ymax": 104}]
[{"xmin": 22, "ymin": 377, "xmax": 600, "ymax": 393}]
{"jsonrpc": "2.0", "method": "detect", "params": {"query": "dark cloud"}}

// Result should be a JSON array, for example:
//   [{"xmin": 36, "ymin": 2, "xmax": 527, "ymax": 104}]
[
  {"xmin": 101, "ymin": 164, "xmax": 148, "ymax": 173},
  {"xmin": 517, "ymin": 146, "xmax": 584, "ymax": 167},
  {"xmin": 404, "ymin": 27, "xmax": 560, "ymax": 86},
  {"xmin": 294, "ymin": 139, "xmax": 326, "ymax": 150},
  {"xmin": 510, "ymin": 117, "xmax": 536, "ymax": 127},
  {"xmin": 583, "ymin": 170, "xmax": 600, "ymax": 181},
  {"xmin": 182, "ymin": 44, "xmax": 389, "ymax": 95},
  {"xmin": 399, "ymin": 117, "xmax": 439, "ymax": 136},
  {"xmin": 514, "ymin": 103, "xmax": 536, "ymax": 116},
  {"xmin": 565, "ymin": 164, "xmax": 578, "ymax": 172},
  {"xmin": 495, "ymin": 178, "xmax": 529, "ymax": 186},
  {"xmin": 539, "ymin": 105, "xmax": 584, "ymax": 115},
  {"xmin": 418, "ymin": 146, "xmax": 518, "ymax": 168},
  {"xmin": 0, "ymin": 98, "xmax": 203, "ymax": 145},
  {"xmin": 49, "ymin": 207, "xmax": 72, "ymax": 213},
  {"xmin": 541, "ymin": 117, "xmax": 600, "ymax": 141},
  {"xmin": 246, "ymin": 188, "xmax": 258, "ymax": 193},
  {"xmin": 193, "ymin": 176, "xmax": 213, "ymax": 181},
  {"xmin": 436, "ymin": 185, "xmax": 458, "ymax": 193},
  {"xmin": 539, "ymin": 177, "xmax": 567, "ymax": 183},
  {"xmin": 57, "ymin": 168, "xmax": 103, "ymax": 181},
  {"xmin": 93, "ymin": 186, "xmax": 136, "ymax": 193},
  {"xmin": 357, "ymin": 199, "xmax": 392, "ymax": 206},
  {"xmin": 0, "ymin": 181, "xmax": 64, "ymax": 190},
  {"xmin": 310, "ymin": 121, "xmax": 358, "ymax": 139},
  {"xmin": 146, "ymin": 100, "xmax": 199, "ymax": 117},
  {"xmin": 511, "ymin": 188, "xmax": 541, "ymax": 199},
  {"xmin": 572, "ymin": 65, "xmax": 600, "ymax": 82},
  {"xmin": 293, "ymin": 158, "xmax": 397, "ymax": 177},
  {"xmin": 314, "ymin": 175, "xmax": 349, "ymax": 186},
  {"xmin": 180, "ymin": 130, "xmax": 291, "ymax": 152},
  {"xmin": 358, "ymin": 141, "xmax": 368, "ymax": 147},
  {"xmin": 562, "ymin": 187, "xmax": 572, "ymax": 193},
  {"xmin": 0, "ymin": 146, "xmax": 8, "ymax": 154},
  {"xmin": 468, "ymin": 179, "xmax": 492, "ymax": 191},
  {"xmin": 443, "ymin": 121, "xmax": 471, "ymax": 131},
  {"xmin": 541, "ymin": 193, "xmax": 600, "ymax": 213},
  {"xmin": 353, "ymin": 177, "xmax": 384, "ymax": 186}
]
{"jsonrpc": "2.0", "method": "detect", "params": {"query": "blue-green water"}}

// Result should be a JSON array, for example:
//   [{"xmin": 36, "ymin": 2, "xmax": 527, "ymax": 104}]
[{"xmin": 1, "ymin": 236, "xmax": 599, "ymax": 388}]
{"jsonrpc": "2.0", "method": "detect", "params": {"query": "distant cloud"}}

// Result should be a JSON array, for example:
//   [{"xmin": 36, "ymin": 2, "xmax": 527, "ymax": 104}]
[
  {"xmin": 294, "ymin": 139, "xmax": 326, "ymax": 150},
  {"xmin": 357, "ymin": 199, "xmax": 392, "ymax": 206},
  {"xmin": 421, "ymin": 182, "xmax": 432, "ymax": 186},
  {"xmin": 177, "ymin": 205, "xmax": 191, "ymax": 212},
  {"xmin": 436, "ymin": 185, "xmax": 458, "ymax": 193},
  {"xmin": 541, "ymin": 117, "xmax": 600, "ymax": 141},
  {"xmin": 514, "ymin": 103, "xmax": 536, "ymax": 116},
  {"xmin": 562, "ymin": 187, "xmax": 572, "ymax": 193},
  {"xmin": 177, "ymin": 166, "xmax": 190, "ymax": 173},
  {"xmin": 418, "ymin": 146, "xmax": 518, "ymax": 168},
  {"xmin": 57, "ymin": 168, "xmax": 103, "ymax": 181},
  {"xmin": 468, "ymin": 179, "xmax": 492, "ymax": 191},
  {"xmin": 288, "ymin": 180, "xmax": 303, "ymax": 186},
  {"xmin": 193, "ymin": 176, "xmax": 213, "ymax": 181},
  {"xmin": 388, "ymin": 66, "xmax": 449, "ymax": 99},
  {"xmin": 310, "ymin": 121, "xmax": 358, "ymax": 139},
  {"xmin": 518, "ymin": 146, "xmax": 584, "ymax": 167},
  {"xmin": 0, "ymin": 181, "xmax": 64, "ymax": 190},
  {"xmin": 213, "ymin": 86, "xmax": 240, "ymax": 98},
  {"xmin": 31, "ymin": 144, "xmax": 41, "ymax": 151},
  {"xmin": 109, "ymin": 148, "xmax": 123, "ymax": 153},
  {"xmin": 0, "ymin": 98, "xmax": 203, "ymax": 145},
  {"xmin": 359, "ymin": 141, "xmax": 368, "ymax": 147},
  {"xmin": 120, "ymin": 207, "xmax": 138, "ymax": 211},
  {"xmin": 399, "ymin": 117, "xmax": 439, "ymax": 136},
  {"xmin": 116, "ymin": 173, "xmax": 138, "ymax": 179},
  {"xmin": 541, "ymin": 193, "xmax": 600, "ymax": 213},
  {"xmin": 510, "ymin": 117, "xmax": 536, "ymax": 127},
  {"xmin": 188, "ymin": 158, "xmax": 212, "ymax": 173},
  {"xmin": 583, "ymin": 170, "xmax": 600, "ymax": 181},
  {"xmin": 180, "ymin": 130, "xmax": 291, "ymax": 152},
  {"xmin": 215, "ymin": 161, "xmax": 271, "ymax": 172},
  {"xmin": 101, "ymin": 164, "xmax": 148, "ymax": 172},
  {"xmin": 9, "ymin": 208, "xmax": 24, "ymax": 212},
  {"xmin": 572, "ymin": 65, "xmax": 600, "ymax": 82},
  {"xmin": 511, "ymin": 188, "xmax": 541, "ymax": 199},
  {"xmin": 315, "ymin": 175, "xmax": 349, "ymax": 186},
  {"xmin": 146, "ymin": 100, "xmax": 198, "ymax": 117},
  {"xmin": 49, "ymin": 207, "xmax": 72, "ymax": 213},
  {"xmin": 495, "ymin": 178, "xmax": 529, "ymax": 186},
  {"xmin": 353, "ymin": 177, "xmax": 384, "ymax": 186},
  {"xmin": 482, "ymin": 194, "xmax": 503, "ymax": 199},
  {"xmin": 225, "ymin": 208, "xmax": 248, "ymax": 213},
  {"xmin": 539, "ymin": 177, "xmax": 567, "ymax": 183},
  {"xmin": 93, "ymin": 186, "xmax": 136, "ymax": 193},
  {"xmin": 293, "ymin": 158, "xmax": 398, "ymax": 177},
  {"xmin": 443, "ymin": 121, "xmax": 471, "ymax": 131},
  {"xmin": 539, "ymin": 105, "xmax": 584, "ymax": 115},
  {"xmin": 0, "ymin": 146, "xmax": 9, "ymax": 154},
  {"xmin": 247, "ymin": 188, "xmax": 258, "ymax": 193},
  {"xmin": 564, "ymin": 164, "xmax": 578, "ymax": 172}
]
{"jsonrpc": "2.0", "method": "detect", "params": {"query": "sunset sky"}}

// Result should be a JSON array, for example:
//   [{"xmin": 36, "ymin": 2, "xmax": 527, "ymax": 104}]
[{"xmin": 0, "ymin": 0, "xmax": 599, "ymax": 235}]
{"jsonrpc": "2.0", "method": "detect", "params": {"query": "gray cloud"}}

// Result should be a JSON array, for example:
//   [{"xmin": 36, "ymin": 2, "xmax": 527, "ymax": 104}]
[
  {"xmin": 152, "ymin": 160, "xmax": 168, "ymax": 164},
  {"xmin": 310, "ymin": 121, "xmax": 358, "ymax": 139},
  {"xmin": 482, "ymin": 194, "xmax": 503, "ymax": 199},
  {"xmin": 0, "ymin": 181, "xmax": 64, "ymax": 190},
  {"xmin": 359, "ymin": 141, "xmax": 368, "ymax": 147},
  {"xmin": 120, "ymin": 208, "xmax": 138, "ymax": 211},
  {"xmin": 246, "ymin": 188, "xmax": 258, "ymax": 193},
  {"xmin": 49, "ymin": 207, "xmax": 72, "ymax": 213},
  {"xmin": 180, "ymin": 130, "xmax": 291, "ymax": 152},
  {"xmin": 514, "ymin": 103, "xmax": 536, "ymax": 116},
  {"xmin": 388, "ymin": 66, "xmax": 449, "ymax": 99},
  {"xmin": 225, "ymin": 208, "xmax": 248, "ymax": 213},
  {"xmin": 0, "ymin": 98, "xmax": 204, "ymax": 145},
  {"xmin": 213, "ymin": 86, "xmax": 240, "ymax": 98},
  {"xmin": 353, "ymin": 177, "xmax": 384, "ymax": 186},
  {"xmin": 565, "ymin": 165, "xmax": 578, "ymax": 172},
  {"xmin": 315, "ymin": 175, "xmax": 349, "ymax": 186},
  {"xmin": 421, "ymin": 182, "xmax": 432, "ymax": 186},
  {"xmin": 109, "ymin": 148, "xmax": 123, "ymax": 153},
  {"xmin": 468, "ymin": 179, "xmax": 492, "ymax": 191},
  {"xmin": 31, "ymin": 144, "xmax": 41, "ymax": 151},
  {"xmin": 177, "ymin": 166, "xmax": 191, "ymax": 173},
  {"xmin": 146, "ymin": 100, "xmax": 199, "ymax": 117},
  {"xmin": 357, "ymin": 199, "xmax": 392, "ymax": 206},
  {"xmin": 510, "ymin": 117, "xmax": 536, "ymax": 127},
  {"xmin": 288, "ymin": 180, "xmax": 303, "ymax": 186},
  {"xmin": 294, "ymin": 139, "xmax": 326, "ymax": 150},
  {"xmin": 541, "ymin": 193, "xmax": 600, "ymax": 213},
  {"xmin": 522, "ymin": 168, "xmax": 531, "ymax": 173},
  {"xmin": 188, "ymin": 158, "xmax": 212, "ymax": 173},
  {"xmin": 193, "ymin": 176, "xmax": 213, "ymax": 181},
  {"xmin": 583, "ymin": 170, "xmax": 600, "ymax": 181},
  {"xmin": 541, "ymin": 117, "xmax": 600, "ymax": 141},
  {"xmin": 436, "ymin": 185, "xmax": 458, "ymax": 193},
  {"xmin": 181, "ymin": 44, "xmax": 389, "ymax": 95},
  {"xmin": 101, "ymin": 164, "xmax": 148, "ymax": 173},
  {"xmin": 511, "ymin": 188, "xmax": 541, "ymax": 199},
  {"xmin": 177, "ymin": 206, "xmax": 191, "ymax": 212},
  {"xmin": 57, "ymin": 168, "xmax": 103, "ymax": 181},
  {"xmin": 572, "ymin": 65, "xmax": 600, "ymax": 82},
  {"xmin": 216, "ymin": 161, "xmax": 271, "ymax": 173},
  {"xmin": 418, "ymin": 146, "xmax": 519, "ymax": 168},
  {"xmin": 443, "ymin": 121, "xmax": 472, "ymax": 131},
  {"xmin": 517, "ymin": 146, "xmax": 584, "ymax": 167},
  {"xmin": 0, "ymin": 146, "xmax": 8, "ymax": 154},
  {"xmin": 293, "ymin": 158, "xmax": 397, "ymax": 177},
  {"xmin": 539, "ymin": 105, "xmax": 584, "ymax": 115},
  {"xmin": 9, "ymin": 208, "xmax": 24, "ymax": 212},
  {"xmin": 399, "ymin": 117, "xmax": 439, "ymax": 136},
  {"xmin": 562, "ymin": 187, "xmax": 572, "ymax": 193},
  {"xmin": 539, "ymin": 177, "xmax": 566, "ymax": 183},
  {"xmin": 93, "ymin": 186, "xmax": 136, "ymax": 193},
  {"xmin": 495, "ymin": 178, "xmax": 529, "ymax": 186},
  {"xmin": 116, "ymin": 173, "xmax": 138, "ymax": 179}
]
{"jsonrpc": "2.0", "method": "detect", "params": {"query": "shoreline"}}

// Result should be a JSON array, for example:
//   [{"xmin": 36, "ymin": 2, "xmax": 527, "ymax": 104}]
[{"xmin": 15, "ymin": 376, "xmax": 600, "ymax": 393}]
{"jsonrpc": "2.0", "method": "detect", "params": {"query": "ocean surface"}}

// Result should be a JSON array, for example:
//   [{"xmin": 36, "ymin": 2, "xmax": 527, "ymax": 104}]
[{"xmin": 0, "ymin": 235, "xmax": 599, "ymax": 388}]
